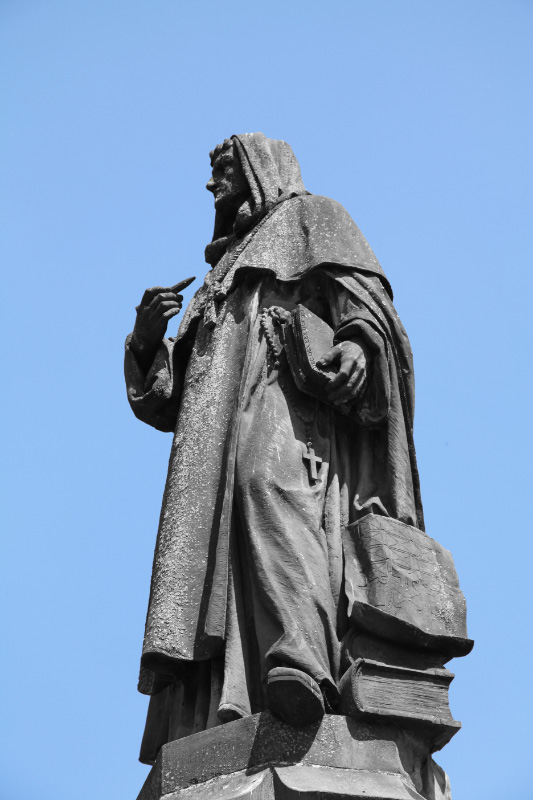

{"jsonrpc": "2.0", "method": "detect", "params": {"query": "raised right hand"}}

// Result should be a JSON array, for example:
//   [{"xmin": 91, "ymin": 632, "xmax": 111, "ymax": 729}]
[
  {"xmin": 130, "ymin": 277, "xmax": 196, "ymax": 368},
  {"xmin": 131, "ymin": 285, "xmax": 184, "ymax": 360}
]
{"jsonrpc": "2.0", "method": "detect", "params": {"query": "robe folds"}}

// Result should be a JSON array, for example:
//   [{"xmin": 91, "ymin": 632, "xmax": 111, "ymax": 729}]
[{"xmin": 125, "ymin": 194, "xmax": 425, "ymax": 764}]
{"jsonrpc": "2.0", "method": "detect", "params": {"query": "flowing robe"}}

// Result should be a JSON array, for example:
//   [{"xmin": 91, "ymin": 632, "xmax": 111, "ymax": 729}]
[{"xmin": 125, "ymin": 194, "xmax": 423, "ymax": 764}]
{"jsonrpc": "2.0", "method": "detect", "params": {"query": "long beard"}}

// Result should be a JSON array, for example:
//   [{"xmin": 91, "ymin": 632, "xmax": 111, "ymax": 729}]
[{"xmin": 205, "ymin": 196, "xmax": 257, "ymax": 266}]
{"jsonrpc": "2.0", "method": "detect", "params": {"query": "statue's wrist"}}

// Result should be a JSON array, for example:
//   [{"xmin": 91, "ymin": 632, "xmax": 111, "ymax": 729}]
[{"xmin": 130, "ymin": 333, "xmax": 159, "ymax": 371}]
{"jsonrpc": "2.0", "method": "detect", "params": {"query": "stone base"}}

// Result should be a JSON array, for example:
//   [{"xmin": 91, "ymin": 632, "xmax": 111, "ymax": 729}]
[{"xmin": 137, "ymin": 713, "xmax": 452, "ymax": 800}]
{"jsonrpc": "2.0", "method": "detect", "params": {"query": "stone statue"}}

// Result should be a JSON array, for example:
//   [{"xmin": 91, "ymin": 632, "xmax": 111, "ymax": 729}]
[{"xmin": 125, "ymin": 133, "xmax": 472, "ymax": 800}]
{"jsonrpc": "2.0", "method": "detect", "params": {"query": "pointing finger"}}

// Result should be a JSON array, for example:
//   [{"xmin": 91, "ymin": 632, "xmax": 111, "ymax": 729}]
[
  {"xmin": 139, "ymin": 276, "xmax": 194, "ymax": 307},
  {"xmin": 169, "ymin": 276, "xmax": 196, "ymax": 293}
]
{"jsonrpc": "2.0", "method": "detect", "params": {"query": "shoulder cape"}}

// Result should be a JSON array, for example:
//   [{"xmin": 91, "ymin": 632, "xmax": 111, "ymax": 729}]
[
  {"xmin": 177, "ymin": 194, "xmax": 393, "ymax": 344},
  {"xmin": 235, "ymin": 194, "xmax": 392, "ymax": 295}
]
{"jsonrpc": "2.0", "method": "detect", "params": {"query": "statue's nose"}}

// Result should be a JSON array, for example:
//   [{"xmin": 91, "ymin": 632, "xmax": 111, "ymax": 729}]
[{"xmin": 206, "ymin": 177, "xmax": 216, "ymax": 193}]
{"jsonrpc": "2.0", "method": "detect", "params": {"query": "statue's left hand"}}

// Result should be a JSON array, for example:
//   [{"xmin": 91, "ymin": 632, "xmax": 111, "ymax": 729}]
[{"xmin": 317, "ymin": 340, "xmax": 369, "ymax": 406}]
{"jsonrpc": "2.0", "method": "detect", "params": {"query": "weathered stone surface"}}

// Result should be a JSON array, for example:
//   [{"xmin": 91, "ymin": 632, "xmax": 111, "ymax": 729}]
[
  {"xmin": 162, "ymin": 771, "xmax": 273, "ymax": 800},
  {"xmin": 273, "ymin": 766, "xmax": 422, "ymax": 800},
  {"xmin": 338, "ymin": 660, "xmax": 460, "ymax": 751},
  {"xmin": 137, "ymin": 713, "xmax": 452, "ymax": 800},
  {"xmin": 343, "ymin": 515, "xmax": 472, "ymax": 657},
  {"xmin": 126, "ymin": 134, "xmax": 471, "ymax": 794}
]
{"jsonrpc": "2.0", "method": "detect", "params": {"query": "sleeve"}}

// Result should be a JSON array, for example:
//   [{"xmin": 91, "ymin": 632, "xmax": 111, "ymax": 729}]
[
  {"xmin": 322, "ymin": 274, "xmax": 392, "ymax": 427},
  {"xmin": 124, "ymin": 334, "xmax": 182, "ymax": 432}
]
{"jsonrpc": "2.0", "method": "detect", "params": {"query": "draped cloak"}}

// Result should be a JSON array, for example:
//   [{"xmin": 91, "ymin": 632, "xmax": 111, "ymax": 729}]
[{"xmin": 125, "ymin": 134, "xmax": 430, "ymax": 765}]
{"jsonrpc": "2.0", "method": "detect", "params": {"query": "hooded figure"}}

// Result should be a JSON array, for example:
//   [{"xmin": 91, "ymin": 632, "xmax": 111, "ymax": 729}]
[{"xmin": 125, "ymin": 134, "xmax": 470, "ymax": 766}]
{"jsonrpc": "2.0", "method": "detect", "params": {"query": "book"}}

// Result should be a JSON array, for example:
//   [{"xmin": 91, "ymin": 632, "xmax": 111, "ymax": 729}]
[
  {"xmin": 343, "ymin": 514, "xmax": 474, "ymax": 659},
  {"xmin": 339, "ymin": 658, "xmax": 461, "ymax": 751},
  {"xmin": 283, "ymin": 304, "xmax": 356, "ymax": 414},
  {"xmin": 284, "ymin": 304, "xmax": 335, "ymax": 391}
]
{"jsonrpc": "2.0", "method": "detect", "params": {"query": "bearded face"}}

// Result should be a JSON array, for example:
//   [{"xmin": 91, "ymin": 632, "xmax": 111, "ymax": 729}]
[{"xmin": 206, "ymin": 142, "xmax": 249, "ymax": 221}]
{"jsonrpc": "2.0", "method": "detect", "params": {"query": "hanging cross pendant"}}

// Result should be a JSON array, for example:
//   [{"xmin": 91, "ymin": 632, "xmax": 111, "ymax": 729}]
[{"xmin": 303, "ymin": 441, "xmax": 322, "ymax": 483}]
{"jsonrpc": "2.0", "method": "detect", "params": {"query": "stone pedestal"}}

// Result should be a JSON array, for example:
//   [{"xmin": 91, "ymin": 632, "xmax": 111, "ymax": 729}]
[{"xmin": 137, "ymin": 713, "xmax": 452, "ymax": 800}]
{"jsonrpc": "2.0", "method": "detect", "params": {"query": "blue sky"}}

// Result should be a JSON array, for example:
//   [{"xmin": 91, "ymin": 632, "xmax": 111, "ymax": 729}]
[{"xmin": 1, "ymin": 2, "xmax": 532, "ymax": 799}]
